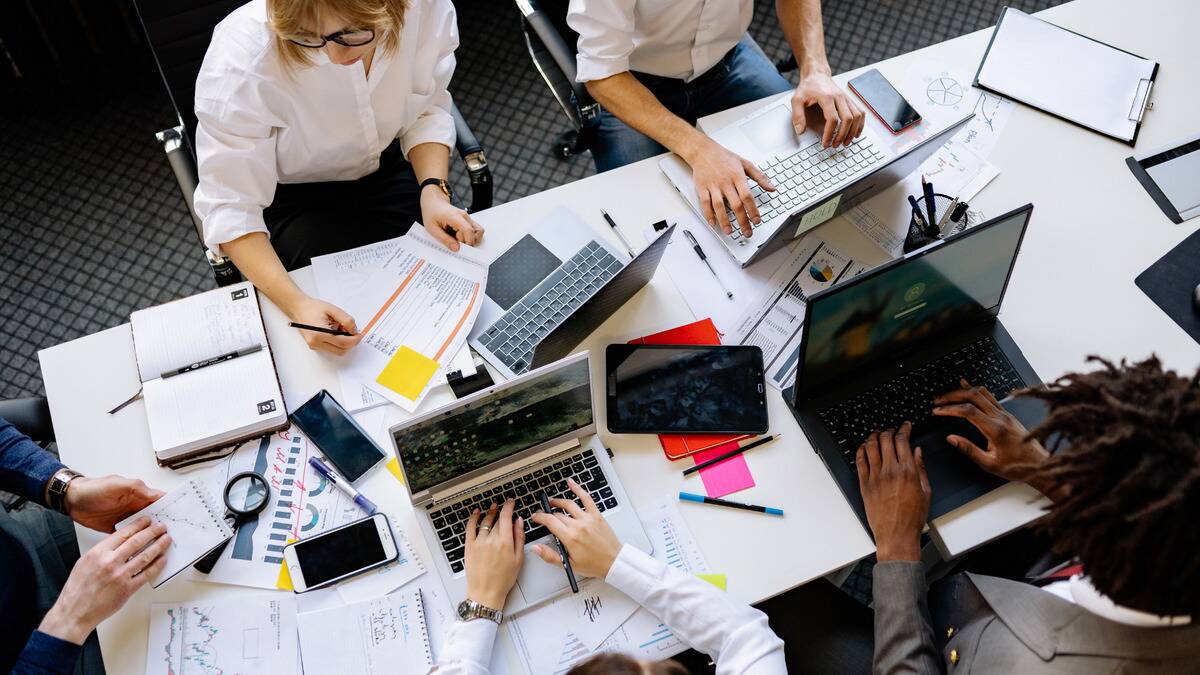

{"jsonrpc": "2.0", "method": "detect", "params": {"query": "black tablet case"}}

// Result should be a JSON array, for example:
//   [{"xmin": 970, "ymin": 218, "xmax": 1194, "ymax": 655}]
[{"xmin": 1134, "ymin": 228, "xmax": 1200, "ymax": 345}]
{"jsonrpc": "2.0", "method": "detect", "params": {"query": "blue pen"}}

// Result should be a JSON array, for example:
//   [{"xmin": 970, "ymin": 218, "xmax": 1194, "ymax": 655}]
[
  {"xmin": 308, "ymin": 456, "xmax": 378, "ymax": 515},
  {"xmin": 679, "ymin": 491, "xmax": 784, "ymax": 516}
]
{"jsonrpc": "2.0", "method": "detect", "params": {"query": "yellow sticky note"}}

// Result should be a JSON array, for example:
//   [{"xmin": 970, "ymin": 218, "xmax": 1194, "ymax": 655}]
[
  {"xmin": 385, "ymin": 457, "xmax": 406, "ymax": 485},
  {"xmin": 377, "ymin": 346, "xmax": 440, "ymax": 402},
  {"xmin": 696, "ymin": 573, "xmax": 727, "ymax": 591},
  {"xmin": 276, "ymin": 538, "xmax": 299, "ymax": 591}
]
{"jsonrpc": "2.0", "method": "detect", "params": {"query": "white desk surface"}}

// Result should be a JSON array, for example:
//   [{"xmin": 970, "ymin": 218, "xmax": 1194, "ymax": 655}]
[{"xmin": 37, "ymin": 0, "xmax": 1200, "ymax": 671}]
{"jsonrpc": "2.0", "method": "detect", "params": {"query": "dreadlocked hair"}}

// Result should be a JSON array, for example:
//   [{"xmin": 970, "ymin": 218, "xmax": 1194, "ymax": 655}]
[{"xmin": 1018, "ymin": 355, "xmax": 1200, "ymax": 617}]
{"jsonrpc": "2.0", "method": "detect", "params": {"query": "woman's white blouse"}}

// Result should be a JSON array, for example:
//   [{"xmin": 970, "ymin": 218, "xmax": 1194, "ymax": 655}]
[{"xmin": 193, "ymin": 0, "xmax": 458, "ymax": 254}]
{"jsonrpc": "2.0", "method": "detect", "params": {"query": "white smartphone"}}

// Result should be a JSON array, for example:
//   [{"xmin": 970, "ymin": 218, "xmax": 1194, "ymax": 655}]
[{"xmin": 283, "ymin": 513, "xmax": 398, "ymax": 593}]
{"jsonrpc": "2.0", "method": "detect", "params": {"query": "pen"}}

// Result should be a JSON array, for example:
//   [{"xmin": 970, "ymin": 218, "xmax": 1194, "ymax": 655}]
[
  {"xmin": 683, "ymin": 229, "xmax": 734, "ymax": 300},
  {"xmin": 678, "ymin": 491, "xmax": 784, "ymax": 516},
  {"xmin": 160, "ymin": 344, "xmax": 263, "ymax": 379},
  {"xmin": 289, "ymin": 322, "xmax": 353, "ymax": 337},
  {"xmin": 936, "ymin": 197, "xmax": 960, "ymax": 234},
  {"xmin": 907, "ymin": 195, "xmax": 930, "ymax": 233},
  {"xmin": 308, "ymin": 456, "xmax": 377, "ymax": 515},
  {"xmin": 540, "ymin": 492, "xmax": 579, "ymax": 592},
  {"xmin": 600, "ymin": 209, "xmax": 637, "ymax": 258},
  {"xmin": 683, "ymin": 435, "xmax": 779, "ymax": 476},
  {"xmin": 921, "ymin": 175, "xmax": 938, "ymax": 234}
]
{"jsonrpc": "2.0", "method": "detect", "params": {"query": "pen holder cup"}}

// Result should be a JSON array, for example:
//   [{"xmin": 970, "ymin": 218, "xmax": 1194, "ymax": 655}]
[{"xmin": 904, "ymin": 193, "xmax": 958, "ymax": 253}]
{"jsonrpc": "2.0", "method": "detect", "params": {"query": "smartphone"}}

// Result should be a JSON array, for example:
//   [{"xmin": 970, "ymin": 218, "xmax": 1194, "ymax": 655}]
[
  {"xmin": 283, "ymin": 513, "xmax": 398, "ymax": 593},
  {"xmin": 848, "ymin": 68, "xmax": 922, "ymax": 134},
  {"xmin": 290, "ymin": 390, "xmax": 386, "ymax": 483},
  {"xmin": 605, "ymin": 344, "xmax": 768, "ymax": 434}
]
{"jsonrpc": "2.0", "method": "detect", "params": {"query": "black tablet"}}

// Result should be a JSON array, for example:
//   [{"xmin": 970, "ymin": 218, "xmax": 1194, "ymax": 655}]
[{"xmin": 605, "ymin": 344, "xmax": 768, "ymax": 434}]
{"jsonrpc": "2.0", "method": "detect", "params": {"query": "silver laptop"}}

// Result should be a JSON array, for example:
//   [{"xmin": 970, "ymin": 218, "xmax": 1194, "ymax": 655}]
[
  {"xmin": 660, "ymin": 94, "xmax": 972, "ymax": 267},
  {"xmin": 468, "ymin": 208, "xmax": 675, "ymax": 380},
  {"xmin": 388, "ymin": 351, "xmax": 652, "ymax": 613}
]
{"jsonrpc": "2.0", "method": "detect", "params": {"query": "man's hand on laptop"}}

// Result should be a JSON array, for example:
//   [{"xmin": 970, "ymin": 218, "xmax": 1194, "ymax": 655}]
[
  {"xmin": 933, "ymin": 380, "xmax": 1056, "ymax": 499},
  {"xmin": 465, "ymin": 500, "xmax": 525, "ymax": 609},
  {"xmin": 682, "ymin": 134, "xmax": 776, "ymax": 239},
  {"xmin": 530, "ymin": 478, "xmax": 622, "ymax": 580},
  {"xmin": 791, "ymin": 71, "xmax": 865, "ymax": 149},
  {"xmin": 856, "ymin": 423, "xmax": 930, "ymax": 562}
]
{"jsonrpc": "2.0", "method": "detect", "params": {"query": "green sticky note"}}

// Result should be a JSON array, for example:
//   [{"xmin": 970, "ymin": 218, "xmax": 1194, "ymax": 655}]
[{"xmin": 796, "ymin": 194, "xmax": 842, "ymax": 237}]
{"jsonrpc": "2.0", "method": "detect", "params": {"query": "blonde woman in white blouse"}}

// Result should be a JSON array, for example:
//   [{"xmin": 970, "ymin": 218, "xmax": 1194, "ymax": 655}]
[{"xmin": 194, "ymin": 0, "xmax": 482, "ymax": 354}]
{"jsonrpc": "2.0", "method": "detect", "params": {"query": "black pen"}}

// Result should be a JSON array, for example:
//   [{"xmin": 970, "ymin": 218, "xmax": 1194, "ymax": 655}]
[
  {"xmin": 683, "ymin": 435, "xmax": 778, "ymax": 476},
  {"xmin": 921, "ymin": 175, "xmax": 938, "ymax": 234},
  {"xmin": 683, "ymin": 229, "xmax": 734, "ymax": 299},
  {"xmin": 540, "ymin": 492, "xmax": 579, "ymax": 593},
  {"xmin": 679, "ymin": 492, "xmax": 785, "ymax": 516},
  {"xmin": 160, "ymin": 344, "xmax": 263, "ymax": 379},
  {"xmin": 600, "ymin": 209, "xmax": 637, "ymax": 258},
  {"xmin": 289, "ymin": 321, "xmax": 353, "ymax": 337}
]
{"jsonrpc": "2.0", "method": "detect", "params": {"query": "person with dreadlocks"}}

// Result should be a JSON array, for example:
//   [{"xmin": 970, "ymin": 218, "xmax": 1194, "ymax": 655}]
[{"xmin": 859, "ymin": 356, "xmax": 1200, "ymax": 674}]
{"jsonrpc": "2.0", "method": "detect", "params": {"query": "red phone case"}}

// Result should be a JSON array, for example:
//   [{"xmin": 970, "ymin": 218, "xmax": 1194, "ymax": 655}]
[{"xmin": 848, "ymin": 81, "xmax": 921, "ymax": 135}]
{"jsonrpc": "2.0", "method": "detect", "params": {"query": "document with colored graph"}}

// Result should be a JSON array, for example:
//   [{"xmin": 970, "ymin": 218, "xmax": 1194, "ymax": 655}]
[
  {"xmin": 342, "ymin": 226, "xmax": 488, "ymax": 413},
  {"xmin": 145, "ymin": 595, "xmax": 298, "ymax": 674}
]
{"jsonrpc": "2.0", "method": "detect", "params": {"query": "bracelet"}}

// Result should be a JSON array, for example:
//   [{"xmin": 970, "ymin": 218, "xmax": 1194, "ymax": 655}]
[{"xmin": 45, "ymin": 468, "xmax": 84, "ymax": 514}]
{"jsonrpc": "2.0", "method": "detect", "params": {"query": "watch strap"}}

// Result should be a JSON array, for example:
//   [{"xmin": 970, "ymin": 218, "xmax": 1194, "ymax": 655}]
[
  {"xmin": 419, "ymin": 177, "xmax": 453, "ymax": 200},
  {"xmin": 457, "ymin": 599, "xmax": 503, "ymax": 625},
  {"xmin": 46, "ymin": 468, "xmax": 83, "ymax": 514}
]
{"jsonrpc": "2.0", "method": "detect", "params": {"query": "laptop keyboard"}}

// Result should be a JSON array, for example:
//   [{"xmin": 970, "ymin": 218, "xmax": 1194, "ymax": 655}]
[
  {"xmin": 817, "ymin": 336, "xmax": 1026, "ymax": 464},
  {"xmin": 727, "ymin": 136, "xmax": 885, "ymax": 239},
  {"xmin": 477, "ymin": 241, "xmax": 622, "ymax": 374},
  {"xmin": 427, "ymin": 447, "xmax": 618, "ymax": 574}
]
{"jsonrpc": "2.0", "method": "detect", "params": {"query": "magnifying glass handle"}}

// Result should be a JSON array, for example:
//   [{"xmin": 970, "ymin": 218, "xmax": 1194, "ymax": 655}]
[{"xmin": 193, "ymin": 536, "xmax": 233, "ymax": 574}]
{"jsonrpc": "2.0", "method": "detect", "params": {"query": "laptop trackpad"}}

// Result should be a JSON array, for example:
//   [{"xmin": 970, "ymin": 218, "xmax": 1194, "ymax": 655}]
[
  {"xmin": 915, "ymin": 418, "xmax": 1006, "ymax": 519},
  {"xmin": 516, "ymin": 540, "xmax": 570, "ymax": 604}
]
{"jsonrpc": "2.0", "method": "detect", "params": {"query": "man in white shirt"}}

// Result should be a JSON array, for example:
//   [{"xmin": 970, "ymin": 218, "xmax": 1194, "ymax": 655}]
[{"xmin": 567, "ymin": 0, "xmax": 864, "ymax": 239}]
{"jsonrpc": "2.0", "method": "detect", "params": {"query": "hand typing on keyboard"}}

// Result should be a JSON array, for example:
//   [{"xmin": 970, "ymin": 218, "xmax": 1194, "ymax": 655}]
[
  {"xmin": 463, "ymin": 500, "xmax": 525, "ymax": 610},
  {"xmin": 529, "ymin": 478, "xmax": 623, "ymax": 580},
  {"xmin": 681, "ymin": 135, "xmax": 776, "ymax": 238}
]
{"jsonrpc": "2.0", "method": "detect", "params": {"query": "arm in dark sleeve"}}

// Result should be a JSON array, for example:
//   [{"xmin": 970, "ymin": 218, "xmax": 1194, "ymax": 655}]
[
  {"xmin": 0, "ymin": 417, "xmax": 64, "ymax": 506},
  {"xmin": 871, "ymin": 561, "xmax": 943, "ymax": 675},
  {"xmin": 10, "ymin": 632, "xmax": 83, "ymax": 675}
]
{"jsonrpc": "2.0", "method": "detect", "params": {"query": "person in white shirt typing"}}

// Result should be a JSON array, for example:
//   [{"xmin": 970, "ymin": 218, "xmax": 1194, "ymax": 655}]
[
  {"xmin": 432, "ymin": 479, "xmax": 786, "ymax": 674},
  {"xmin": 193, "ymin": 0, "xmax": 483, "ymax": 355},
  {"xmin": 567, "ymin": 0, "xmax": 866, "ymax": 241}
]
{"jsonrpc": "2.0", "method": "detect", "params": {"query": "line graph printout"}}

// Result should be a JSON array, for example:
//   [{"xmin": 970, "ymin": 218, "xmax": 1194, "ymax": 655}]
[
  {"xmin": 146, "ymin": 595, "xmax": 298, "ymax": 674},
  {"xmin": 116, "ymin": 478, "xmax": 233, "ymax": 588}
]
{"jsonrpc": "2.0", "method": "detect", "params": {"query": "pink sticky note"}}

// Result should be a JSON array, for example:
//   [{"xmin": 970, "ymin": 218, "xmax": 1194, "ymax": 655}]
[{"xmin": 693, "ymin": 441, "xmax": 755, "ymax": 498}]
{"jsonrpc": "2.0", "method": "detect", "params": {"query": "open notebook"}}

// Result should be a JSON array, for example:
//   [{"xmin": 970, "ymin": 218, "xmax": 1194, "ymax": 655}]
[
  {"xmin": 129, "ymin": 282, "xmax": 287, "ymax": 465},
  {"xmin": 116, "ymin": 478, "xmax": 234, "ymax": 588},
  {"xmin": 298, "ymin": 588, "xmax": 433, "ymax": 673}
]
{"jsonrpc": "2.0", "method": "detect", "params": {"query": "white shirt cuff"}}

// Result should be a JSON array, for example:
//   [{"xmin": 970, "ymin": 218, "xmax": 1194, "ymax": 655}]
[
  {"xmin": 400, "ymin": 110, "xmax": 457, "ymax": 158},
  {"xmin": 200, "ymin": 205, "xmax": 269, "ymax": 257},
  {"xmin": 603, "ymin": 544, "xmax": 664, "ymax": 605},
  {"xmin": 575, "ymin": 53, "xmax": 632, "ymax": 83},
  {"xmin": 434, "ymin": 619, "xmax": 497, "ymax": 673}
]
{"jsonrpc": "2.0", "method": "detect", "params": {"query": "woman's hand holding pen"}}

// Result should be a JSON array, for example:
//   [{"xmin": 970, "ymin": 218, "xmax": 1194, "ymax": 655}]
[
  {"xmin": 530, "ymin": 479, "xmax": 623, "ymax": 580},
  {"xmin": 465, "ymin": 500, "xmax": 525, "ymax": 609},
  {"xmin": 285, "ymin": 295, "xmax": 361, "ymax": 355}
]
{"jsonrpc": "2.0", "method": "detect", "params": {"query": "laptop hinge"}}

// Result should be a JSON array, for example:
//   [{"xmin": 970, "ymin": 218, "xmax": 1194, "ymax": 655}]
[{"xmin": 422, "ymin": 439, "xmax": 584, "ymax": 509}]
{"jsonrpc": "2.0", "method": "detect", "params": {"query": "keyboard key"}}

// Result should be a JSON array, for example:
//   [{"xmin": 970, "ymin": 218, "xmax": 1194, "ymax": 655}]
[{"xmin": 451, "ymin": 561, "xmax": 464, "ymax": 573}]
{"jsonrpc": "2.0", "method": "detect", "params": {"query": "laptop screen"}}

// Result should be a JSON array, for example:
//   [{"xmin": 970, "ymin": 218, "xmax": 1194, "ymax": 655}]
[
  {"xmin": 393, "ymin": 357, "xmax": 593, "ymax": 493},
  {"xmin": 795, "ymin": 205, "xmax": 1031, "ymax": 398}
]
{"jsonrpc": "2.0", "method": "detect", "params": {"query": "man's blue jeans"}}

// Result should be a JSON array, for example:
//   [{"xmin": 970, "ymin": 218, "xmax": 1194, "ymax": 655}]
[{"xmin": 590, "ymin": 35, "xmax": 793, "ymax": 173}]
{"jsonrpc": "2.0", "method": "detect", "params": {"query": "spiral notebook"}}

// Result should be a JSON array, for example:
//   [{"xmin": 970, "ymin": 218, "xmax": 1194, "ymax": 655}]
[
  {"xmin": 297, "ymin": 588, "xmax": 432, "ymax": 673},
  {"xmin": 115, "ymin": 478, "xmax": 234, "ymax": 588}
]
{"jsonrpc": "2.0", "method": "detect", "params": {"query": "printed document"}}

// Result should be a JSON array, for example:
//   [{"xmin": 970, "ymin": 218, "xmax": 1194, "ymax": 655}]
[
  {"xmin": 297, "ymin": 588, "xmax": 433, "ymax": 673},
  {"xmin": 146, "ymin": 595, "xmax": 298, "ymax": 674}
]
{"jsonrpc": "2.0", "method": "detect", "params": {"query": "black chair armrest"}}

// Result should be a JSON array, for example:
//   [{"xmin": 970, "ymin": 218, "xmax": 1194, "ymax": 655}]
[
  {"xmin": 0, "ymin": 397, "xmax": 54, "ymax": 444},
  {"xmin": 154, "ymin": 126, "xmax": 242, "ymax": 286},
  {"xmin": 451, "ymin": 104, "xmax": 493, "ymax": 213}
]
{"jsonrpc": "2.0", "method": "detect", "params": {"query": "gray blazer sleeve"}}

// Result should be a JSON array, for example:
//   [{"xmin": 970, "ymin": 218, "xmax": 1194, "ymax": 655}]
[{"xmin": 872, "ymin": 561, "xmax": 943, "ymax": 675}]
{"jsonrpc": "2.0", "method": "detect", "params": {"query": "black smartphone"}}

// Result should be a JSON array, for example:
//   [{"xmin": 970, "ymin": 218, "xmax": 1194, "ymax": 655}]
[
  {"xmin": 605, "ymin": 344, "xmax": 768, "ymax": 435},
  {"xmin": 290, "ymin": 390, "xmax": 386, "ymax": 483},
  {"xmin": 848, "ymin": 68, "xmax": 922, "ymax": 134},
  {"xmin": 283, "ymin": 514, "xmax": 398, "ymax": 592}
]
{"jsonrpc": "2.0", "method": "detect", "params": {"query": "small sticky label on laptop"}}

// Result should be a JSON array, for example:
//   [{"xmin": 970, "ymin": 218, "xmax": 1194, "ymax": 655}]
[{"xmin": 795, "ymin": 194, "xmax": 842, "ymax": 238}]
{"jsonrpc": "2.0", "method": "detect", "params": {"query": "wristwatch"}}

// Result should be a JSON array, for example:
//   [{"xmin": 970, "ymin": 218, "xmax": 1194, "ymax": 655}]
[
  {"xmin": 420, "ymin": 177, "xmax": 453, "ymax": 201},
  {"xmin": 457, "ymin": 598, "xmax": 503, "ymax": 625},
  {"xmin": 45, "ymin": 468, "xmax": 84, "ymax": 514}
]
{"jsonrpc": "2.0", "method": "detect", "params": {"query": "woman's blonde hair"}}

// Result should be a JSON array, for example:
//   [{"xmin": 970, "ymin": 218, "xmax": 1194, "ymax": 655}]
[{"xmin": 268, "ymin": 0, "xmax": 409, "ymax": 68}]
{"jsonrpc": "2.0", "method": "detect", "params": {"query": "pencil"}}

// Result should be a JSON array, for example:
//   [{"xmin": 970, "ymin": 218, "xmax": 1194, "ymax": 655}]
[
  {"xmin": 682, "ymin": 435, "xmax": 779, "ymax": 476},
  {"xmin": 288, "ymin": 322, "xmax": 353, "ymax": 337}
]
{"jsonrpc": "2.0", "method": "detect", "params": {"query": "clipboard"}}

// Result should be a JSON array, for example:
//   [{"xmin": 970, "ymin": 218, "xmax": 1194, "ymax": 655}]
[{"xmin": 973, "ymin": 6, "xmax": 1158, "ymax": 146}]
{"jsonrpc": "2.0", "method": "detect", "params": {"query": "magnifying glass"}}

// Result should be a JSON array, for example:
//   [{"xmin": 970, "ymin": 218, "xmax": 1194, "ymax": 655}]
[{"xmin": 193, "ymin": 471, "xmax": 271, "ymax": 574}]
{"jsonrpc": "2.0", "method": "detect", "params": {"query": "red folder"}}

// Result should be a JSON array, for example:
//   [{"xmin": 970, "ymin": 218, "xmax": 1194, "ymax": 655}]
[{"xmin": 628, "ymin": 318, "xmax": 753, "ymax": 461}]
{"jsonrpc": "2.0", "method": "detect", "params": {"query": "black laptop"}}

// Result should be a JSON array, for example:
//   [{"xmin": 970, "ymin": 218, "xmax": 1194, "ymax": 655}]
[{"xmin": 784, "ymin": 204, "xmax": 1048, "ymax": 531}]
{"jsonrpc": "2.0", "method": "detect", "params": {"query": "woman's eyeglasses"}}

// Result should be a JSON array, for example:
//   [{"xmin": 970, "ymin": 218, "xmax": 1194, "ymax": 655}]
[{"xmin": 287, "ymin": 28, "xmax": 375, "ymax": 48}]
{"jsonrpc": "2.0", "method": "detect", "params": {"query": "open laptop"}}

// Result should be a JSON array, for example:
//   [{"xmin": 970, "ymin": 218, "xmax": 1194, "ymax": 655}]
[
  {"xmin": 469, "ymin": 208, "xmax": 676, "ymax": 379},
  {"xmin": 660, "ymin": 97, "xmax": 972, "ymax": 267},
  {"xmin": 388, "ymin": 351, "xmax": 652, "ymax": 613},
  {"xmin": 784, "ymin": 204, "xmax": 1049, "ymax": 531}
]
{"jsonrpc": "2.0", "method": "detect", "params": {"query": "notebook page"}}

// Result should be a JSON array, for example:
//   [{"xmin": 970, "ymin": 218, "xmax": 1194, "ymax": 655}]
[
  {"xmin": 143, "ymin": 350, "xmax": 284, "ymax": 459},
  {"xmin": 116, "ymin": 478, "xmax": 233, "ymax": 588},
  {"xmin": 976, "ymin": 8, "xmax": 1155, "ymax": 141},
  {"xmin": 297, "ymin": 588, "xmax": 432, "ymax": 673},
  {"xmin": 131, "ymin": 282, "xmax": 267, "ymax": 380}
]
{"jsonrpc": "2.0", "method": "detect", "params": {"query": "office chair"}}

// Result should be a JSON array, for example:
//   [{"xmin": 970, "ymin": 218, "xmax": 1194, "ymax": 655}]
[
  {"xmin": 0, "ymin": 397, "xmax": 54, "ymax": 512},
  {"xmin": 133, "ymin": 0, "xmax": 494, "ymax": 287}
]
